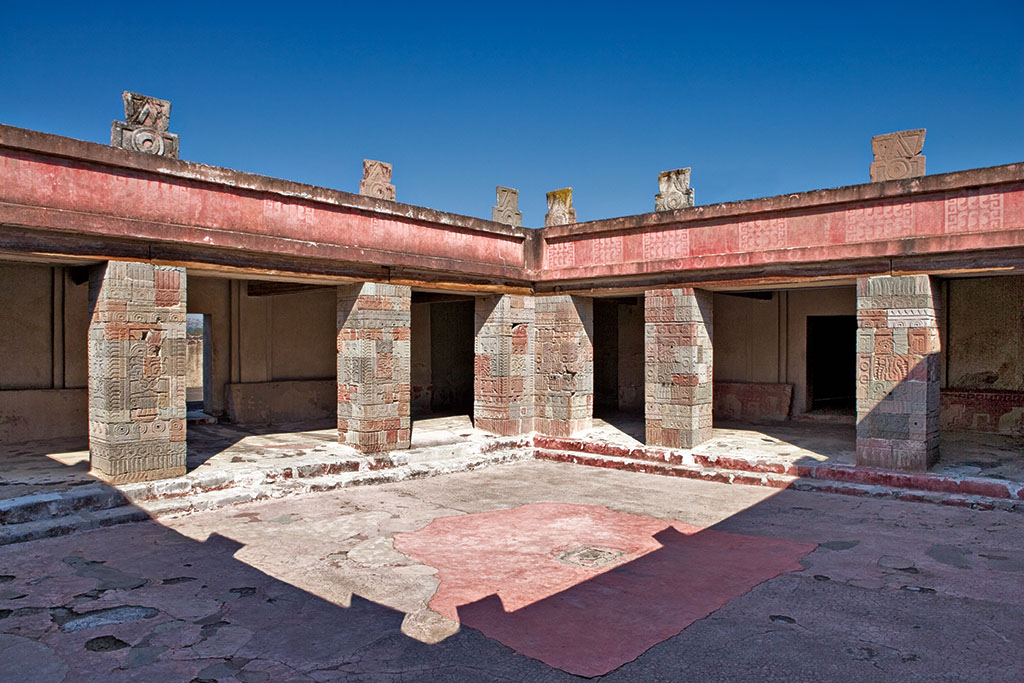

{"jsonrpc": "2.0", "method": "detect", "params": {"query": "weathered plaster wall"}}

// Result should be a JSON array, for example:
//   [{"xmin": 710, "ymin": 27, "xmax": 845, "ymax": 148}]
[
  {"xmin": 227, "ymin": 282, "xmax": 336, "ymax": 424},
  {"xmin": 430, "ymin": 301, "xmax": 474, "ymax": 414},
  {"xmin": 0, "ymin": 263, "xmax": 89, "ymax": 444},
  {"xmin": 410, "ymin": 302, "xmax": 432, "ymax": 414},
  {"xmin": 713, "ymin": 293, "xmax": 781, "ymax": 383},
  {"xmin": 617, "ymin": 300, "xmax": 644, "ymax": 413},
  {"xmin": 946, "ymin": 276, "xmax": 1024, "ymax": 391}
]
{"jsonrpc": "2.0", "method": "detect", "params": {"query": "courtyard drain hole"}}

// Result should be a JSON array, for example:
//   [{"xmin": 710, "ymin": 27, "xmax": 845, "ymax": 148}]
[{"xmin": 555, "ymin": 547, "xmax": 624, "ymax": 568}]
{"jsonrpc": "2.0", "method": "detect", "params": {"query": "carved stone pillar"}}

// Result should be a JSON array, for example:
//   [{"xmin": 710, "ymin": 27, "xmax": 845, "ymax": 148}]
[
  {"xmin": 88, "ymin": 262, "xmax": 187, "ymax": 482},
  {"xmin": 534, "ymin": 295, "xmax": 593, "ymax": 436},
  {"xmin": 856, "ymin": 275, "xmax": 941, "ymax": 470},
  {"xmin": 474, "ymin": 294, "xmax": 534, "ymax": 435},
  {"xmin": 645, "ymin": 288, "xmax": 713, "ymax": 448},
  {"xmin": 337, "ymin": 283, "xmax": 411, "ymax": 452}
]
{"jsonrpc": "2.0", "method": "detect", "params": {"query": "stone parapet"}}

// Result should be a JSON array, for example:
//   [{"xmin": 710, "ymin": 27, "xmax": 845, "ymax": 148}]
[
  {"xmin": 645, "ymin": 288, "xmax": 713, "ymax": 448},
  {"xmin": 856, "ymin": 274, "xmax": 941, "ymax": 470},
  {"xmin": 337, "ymin": 282, "xmax": 411, "ymax": 452},
  {"xmin": 474, "ymin": 294, "xmax": 535, "ymax": 435},
  {"xmin": 87, "ymin": 261, "xmax": 187, "ymax": 482}
]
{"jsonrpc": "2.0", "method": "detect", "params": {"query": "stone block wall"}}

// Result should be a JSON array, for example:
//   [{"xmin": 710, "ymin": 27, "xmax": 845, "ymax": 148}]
[
  {"xmin": 474, "ymin": 295, "xmax": 535, "ymax": 435},
  {"xmin": 856, "ymin": 275, "xmax": 941, "ymax": 470},
  {"xmin": 337, "ymin": 283, "xmax": 411, "ymax": 452},
  {"xmin": 645, "ymin": 288, "xmax": 713, "ymax": 448},
  {"xmin": 534, "ymin": 295, "xmax": 593, "ymax": 436},
  {"xmin": 87, "ymin": 262, "xmax": 187, "ymax": 482}
]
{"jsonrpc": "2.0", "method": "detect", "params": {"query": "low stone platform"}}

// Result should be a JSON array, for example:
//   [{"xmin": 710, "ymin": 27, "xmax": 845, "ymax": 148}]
[{"xmin": 2, "ymin": 419, "xmax": 1022, "ymax": 546}]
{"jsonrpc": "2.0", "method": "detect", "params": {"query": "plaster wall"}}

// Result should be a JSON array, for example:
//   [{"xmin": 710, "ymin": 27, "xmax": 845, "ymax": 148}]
[
  {"xmin": 713, "ymin": 293, "xmax": 781, "ymax": 383},
  {"xmin": 946, "ymin": 276, "xmax": 1024, "ymax": 391},
  {"xmin": 186, "ymin": 276, "xmax": 231, "ymax": 415},
  {"xmin": 0, "ymin": 263, "xmax": 89, "ymax": 444},
  {"xmin": 411, "ymin": 302, "xmax": 432, "ymax": 414},
  {"xmin": 618, "ymin": 301, "xmax": 644, "ymax": 413},
  {"xmin": 228, "ymin": 282, "xmax": 336, "ymax": 424},
  {"xmin": 430, "ymin": 301, "xmax": 474, "ymax": 414}
]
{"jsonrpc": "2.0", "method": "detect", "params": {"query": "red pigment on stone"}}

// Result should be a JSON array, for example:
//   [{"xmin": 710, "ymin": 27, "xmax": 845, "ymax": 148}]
[{"xmin": 394, "ymin": 502, "xmax": 816, "ymax": 677}]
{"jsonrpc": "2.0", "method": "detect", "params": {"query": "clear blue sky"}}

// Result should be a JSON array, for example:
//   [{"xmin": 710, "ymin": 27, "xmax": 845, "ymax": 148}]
[{"xmin": 3, "ymin": 2, "xmax": 1022, "ymax": 227}]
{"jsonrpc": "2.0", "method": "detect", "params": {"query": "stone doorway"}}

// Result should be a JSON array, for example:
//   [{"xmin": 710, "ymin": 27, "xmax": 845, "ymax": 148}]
[{"xmin": 592, "ymin": 296, "xmax": 645, "ymax": 441}]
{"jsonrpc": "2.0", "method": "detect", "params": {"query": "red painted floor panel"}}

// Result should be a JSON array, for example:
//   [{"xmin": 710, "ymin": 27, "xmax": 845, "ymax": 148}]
[{"xmin": 394, "ymin": 502, "xmax": 816, "ymax": 677}]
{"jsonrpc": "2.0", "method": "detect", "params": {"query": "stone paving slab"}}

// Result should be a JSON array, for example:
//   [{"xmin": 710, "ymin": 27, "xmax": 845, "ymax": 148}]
[{"xmin": 1, "ymin": 461, "xmax": 1022, "ymax": 681}]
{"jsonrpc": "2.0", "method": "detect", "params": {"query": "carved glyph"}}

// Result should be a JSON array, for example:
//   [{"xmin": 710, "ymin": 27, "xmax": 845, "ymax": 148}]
[
  {"xmin": 545, "ymin": 188, "xmax": 576, "ymax": 227},
  {"xmin": 654, "ymin": 168, "xmax": 695, "ymax": 211},
  {"xmin": 111, "ymin": 91, "xmax": 180, "ymax": 158},
  {"xmin": 359, "ymin": 159, "xmax": 396, "ymax": 201},
  {"xmin": 492, "ymin": 186, "xmax": 522, "ymax": 226},
  {"xmin": 870, "ymin": 129, "xmax": 926, "ymax": 182}
]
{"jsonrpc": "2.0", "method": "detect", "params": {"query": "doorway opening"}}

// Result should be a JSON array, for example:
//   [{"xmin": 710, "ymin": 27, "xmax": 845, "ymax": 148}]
[
  {"xmin": 410, "ymin": 293, "xmax": 475, "ymax": 418},
  {"xmin": 186, "ymin": 313, "xmax": 213, "ymax": 418},
  {"xmin": 806, "ymin": 315, "xmax": 856, "ymax": 413},
  {"xmin": 593, "ymin": 296, "xmax": 645, "ymax": 433}
]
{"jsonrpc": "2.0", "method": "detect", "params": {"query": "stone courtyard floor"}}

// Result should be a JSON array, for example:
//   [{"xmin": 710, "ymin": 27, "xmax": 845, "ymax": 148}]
[{"xmin": 1, "ymin": 459, "xmax": 1022, "ymax": 681}]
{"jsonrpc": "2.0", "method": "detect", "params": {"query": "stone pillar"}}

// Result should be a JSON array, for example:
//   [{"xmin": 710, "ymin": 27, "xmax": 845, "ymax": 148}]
[
  {"xmin": 337, "ymin": 283, "xmax": 411, "ymax": 452},
  {"xmin": 856, "ymin": 275, "xmax": 941, "ymax": 470},
  {"xmin": 88, "ymin": 262, "xmax": 187, "ymax": 482},
  {"xmin": 474, "ymin": 295, "xmax": 534, "ymax": 435},
  {"xmin": 534, "ymin": 295, "xmax": 593, "ymax": 436},
  {"xmin": 645, "ymin": 288, "xmax": 713, "ymax": 448}
]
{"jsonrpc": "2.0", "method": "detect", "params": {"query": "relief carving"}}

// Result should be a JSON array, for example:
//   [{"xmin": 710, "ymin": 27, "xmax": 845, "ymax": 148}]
[
  {"xmin": 110, "ymin": 91, "xmax": 180, "ymax": 158},
  {"xmin": 359, "ymin": 159, "xmax": 396, "ymax": 201},
  {"xmin": 654, "ymin": 168, "xmax": 695, "ymax": 211},
  {"xmin": 492, "ymin": 186, "xmax": 523, "ymax": 226}
]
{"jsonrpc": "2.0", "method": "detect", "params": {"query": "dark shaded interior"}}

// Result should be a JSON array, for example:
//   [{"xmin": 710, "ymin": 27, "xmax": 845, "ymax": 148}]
[
  {"xmin": 807, "ymin": 315, "xmax": 856, "ymax": 412},
  {"xmin": 593, "ymin": 297, "xmax": 645, "ymax": 417}
]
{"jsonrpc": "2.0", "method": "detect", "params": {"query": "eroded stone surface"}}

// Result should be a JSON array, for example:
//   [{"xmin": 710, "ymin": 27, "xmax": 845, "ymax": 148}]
[{"xmin": 2, "ymin": 461, "xmax": 1023, "ymax": 680}]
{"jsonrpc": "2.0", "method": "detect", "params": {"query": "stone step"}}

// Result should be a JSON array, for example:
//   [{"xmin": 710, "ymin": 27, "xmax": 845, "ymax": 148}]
[
  {"xmin": 535, "ymin": 448, "xmax": 797, "ymax": 488},
  {"xmin": 0, "ymin": 504, "xmax": 151, "ymax": 546},
  {"xmin": 535, "ymin": 436, "xmax": 1024, "ymax": 501},
  {"xmin": 0, "ymin": 484, "xmax": 128, "ymax": 526},
  {"xmin": 534, "ymin": 447, "xmax": 1024, "ymax": 513}
]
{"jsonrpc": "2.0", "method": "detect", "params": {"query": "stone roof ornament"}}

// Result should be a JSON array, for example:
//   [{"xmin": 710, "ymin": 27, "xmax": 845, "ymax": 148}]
[
  {"xmin": 870, "ymin": 129, "xmax": 926, "ymax": 182},
  {"xmin": 492, "ymin": 186, "xmax": 522, "ymax": 227},
  {"xmin": 111, "ymin": 91, "xmax": 179, "ymax": 158},
  {"xmin": 545, "ymin": 188, "xmax": 576, "ymax": 227},
  {"xmin": 359, "ymin": 159, "xmax": 396, "ymax": 200},
  {"xmin": 654, "ymin": 167, "xmax": 695, "ymax": 211}
]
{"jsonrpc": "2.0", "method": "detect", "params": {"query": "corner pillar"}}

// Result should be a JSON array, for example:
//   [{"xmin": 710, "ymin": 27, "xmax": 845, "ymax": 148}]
[
  {"xmin": 474, "ymin": 294, "xmax": 534, "ymax": 435},
  {"xmin": 337, "ymin": 283, "xmax": 411, "ymax": 452},
  {"xmin": 856, "ymin": 275, "xmax": 941, "ymax": 470},
  {"xmin": 645, "ymin": 288, "xmax": 713, "ymax": 448},
  {"xmin": 88, "ymin": 262, "xmax": 187, "ymax": 482},
  {"xmin": 534, "ymin": 295, "xmax": 593, "ymax": 436}
]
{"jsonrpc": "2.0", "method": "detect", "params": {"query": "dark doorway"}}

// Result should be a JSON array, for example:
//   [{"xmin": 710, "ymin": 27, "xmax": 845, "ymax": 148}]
[
  {"xmin": 807, "ymin": 315, "xmax": 856, "ymax": 412},
  {"xmin": 593, "ymin": 297, "xmax": 645, "ymax": 418},
  {"xmin": 411, "ymin": 293, "xmax": 474, "ymax": 417}
]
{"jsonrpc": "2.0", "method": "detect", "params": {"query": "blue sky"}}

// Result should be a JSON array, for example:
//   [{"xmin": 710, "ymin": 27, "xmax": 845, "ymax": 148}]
[{"xmin": 2, "ymin": 2, "xmax": 1021, "ymax": 227}]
